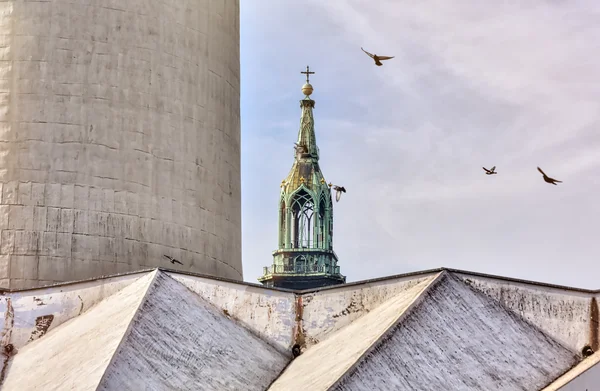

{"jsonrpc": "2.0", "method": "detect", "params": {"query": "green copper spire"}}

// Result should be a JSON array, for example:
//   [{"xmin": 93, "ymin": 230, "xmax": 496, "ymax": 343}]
[
  {"xmin": 258, "ymin": 66, "xmax": 346, "ymax": 290},
  {"xmin": 296, "ymin": 66, "xmax": 319, "ymax": 159}
]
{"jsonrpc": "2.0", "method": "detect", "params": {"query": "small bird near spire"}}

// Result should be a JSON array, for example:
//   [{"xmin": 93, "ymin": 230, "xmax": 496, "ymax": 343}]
[
  {"xmin": 361, "ymin": 47, "xmax": 395, "ymax": 66},
  {"xmin": 164, "ymin": 255, "xmax": 183, "ymax": 265},
  {"xmin": 537, "ymin": 167, "xmax": 562, "ymax": 185},
  {"xmin": 482, "ymin": 166, "xmax": 497, "ymax": 175},
  {"xmin": 329, "ymin": 183, "xmax": 346, "ymax": 202}
]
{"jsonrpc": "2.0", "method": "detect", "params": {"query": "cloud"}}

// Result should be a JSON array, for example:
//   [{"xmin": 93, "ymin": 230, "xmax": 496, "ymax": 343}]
[{"xmin": 240, "ymin": 1, "xmax": 600, "ymax": 288}]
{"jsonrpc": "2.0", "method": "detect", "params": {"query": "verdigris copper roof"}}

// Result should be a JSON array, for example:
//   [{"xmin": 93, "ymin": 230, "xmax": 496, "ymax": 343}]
[
  {"xmin": 297, "ymin": 97, "xmax": 318, "ymax": 157},
  {"xmin": 280, "ymin": 93, "xmax": 330, "ymax": 195},
  {"xmin": 282, "ymin": 160, "xmax": 327, "ymax": 193}
]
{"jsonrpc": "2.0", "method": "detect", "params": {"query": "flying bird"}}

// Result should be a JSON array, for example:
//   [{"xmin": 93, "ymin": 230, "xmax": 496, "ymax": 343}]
[
  {"xmin": 482, "ymin": 166, "xmax": 497, "ymax": 175},
  {"xmin": 163, "ymin": 255, "xmax": 183, "ymax": 265},
  {"xmin": 361, "ymin": 47, "xmax": 395, "ymax": 66},
  {"xmin": 329, "ymin": 183, "xmax": 346, "ymax": 202},
  {"xmin": 537, "ymin": 167, "xmax": 562, "ymax": 185}
]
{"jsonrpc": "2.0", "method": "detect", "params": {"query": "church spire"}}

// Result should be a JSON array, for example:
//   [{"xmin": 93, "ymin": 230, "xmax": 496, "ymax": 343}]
[
  {"xmin": 258, "ymin": 67, "xmax": 346, "ymax": 290},
  {"xmin": 297, "ymin": 66, "xmax": 319, "ymax": 159}
]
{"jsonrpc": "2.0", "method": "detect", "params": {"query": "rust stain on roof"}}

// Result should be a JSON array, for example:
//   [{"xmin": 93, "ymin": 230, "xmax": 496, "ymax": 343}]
[
  {"xmin": 0, "ymin": 298, "xmax": 15, "ymax": 386},
  {"xmin": 28, "ymin": 315, "xmax": 55, "ymax": 342},
  {"xmin": 590, "ymin": 297, "xmax": 599, "ymax": 351}
]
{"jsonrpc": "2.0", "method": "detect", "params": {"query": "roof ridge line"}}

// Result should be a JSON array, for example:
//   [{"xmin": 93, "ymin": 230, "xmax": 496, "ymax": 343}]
[
  {"xmin": 94, "ymin": 269, "xmax": 160, "ymax": 390},
  {"xmin": 445, "ymin": 268, "xmax": 598, "ymax": 294},
  {"xmin": 327, "ymin": 270, "xmax": 448, "ymax": 390},
  {"xmin": 296, "ymin": 268, "xmax": 445, "ymax": 295}
]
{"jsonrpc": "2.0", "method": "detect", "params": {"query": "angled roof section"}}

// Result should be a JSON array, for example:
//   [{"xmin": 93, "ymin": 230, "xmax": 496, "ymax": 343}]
[
  {"xmin": 332, "ymin": 272, "xmax": 580, "ymax": 390},
  {"xmin": 98, "ymin": 272, "xmax": 288, "ymax": 390},
  {"xmin": 3, "ymin": 271, "xmax": 151, "ymax": 350},
  {"xmin": 454, "ymin": 271, "xmax": 593, "ymax": 352},
  {"xmin": 2, "ymin": 271, "xmax": 156, "ymax": 390},
  {"xmin": 268, "ymin": 276, "xmax": 439, "ymax": 391},
  {"xmin": 301, "ymin": 271, "xmax": 440, "ymax": 347},
  {"xmin": 2, "ymin": 270, "xmax": 289, "ymax": 391},
  {"xmin": 165, "ymin": 271, "xmax": 297, "ymax": 353},
  {"xmin": 542, "ymin": 350, "xmax": 600, "ymax": 390},
  {"xmin": 1, "ymin": 267, "xmax": 598, "ymax": 390}
]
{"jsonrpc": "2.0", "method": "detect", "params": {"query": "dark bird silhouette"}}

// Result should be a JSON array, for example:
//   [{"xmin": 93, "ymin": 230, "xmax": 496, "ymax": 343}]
[
  {"xmin": 329, "ymin": 183, "xmax": 346, "ymax": 202},
  {"xmin": 482, "ymin": 166, "xmax": 497, "ymax": 175},
  {"xmin": 361, "ymin": 47, "xmax": 395, "ymax": 66},
  {"xmin": 163, "ymin": 255, "xmax": 183, "ymax": 265},
  {"xmin": 537, "ymin": 167, "xmax": 562, "ymax": 185},
  {"xmin": 292, "ymin": 344, "xmax": 302, "ymax": 358}
]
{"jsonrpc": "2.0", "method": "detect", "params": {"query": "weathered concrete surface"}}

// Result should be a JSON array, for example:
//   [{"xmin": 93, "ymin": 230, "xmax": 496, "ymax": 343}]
[
  {"xmin": 301, "ymin": 272, "xmax": 439, "ymax": 347},
  {"xmin": 1, "ymin": 270, "xmax": 147, "ymax": 350},
  {"xmin": 333, "ymin": 273, "xmax": 579, "ymax": 391},
  {"xmin": 0, "ymin": 268, "xmax": 597, "ymax": 389},
  {"xmin": 98, "ymin": 272, "xmax": 288, "ymax": 391},
  {"xmin": 268, "ymin": 277, "xmax": 437, "ymax": 391},
  {"xmin": 456, "ymin": 272, "xmax": 591, "ymax": 352},
  {"xmin": 1, "ymin": 271, "xmax": 155, "ymax": 390},
  {"xmin": 0, "ymin": 0, "xmax": 242, "ymax": 290},
  {"xmin": 167, "ymin": 272, "xmax": 296, "ymax": 352},
  {"xmin": 543, "ymin": 351, "xmax": 600, "ymax": 390}
]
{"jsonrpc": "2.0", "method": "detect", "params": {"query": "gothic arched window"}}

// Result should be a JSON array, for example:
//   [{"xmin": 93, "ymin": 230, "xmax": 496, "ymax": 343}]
[
  {"xmin": 291, "ymin": 189, "xmax": 314, "ymax": 248},
  {"xmin": 279, "ymin": 198, "xmax": 286, "ymax": 247},
  {"xmin": 328, "ymin": 194, "xmax": 333, "ymax": 249},
  {"xmin": 318, "ymin": 193, "xmax": 327, "ymax": 248}
]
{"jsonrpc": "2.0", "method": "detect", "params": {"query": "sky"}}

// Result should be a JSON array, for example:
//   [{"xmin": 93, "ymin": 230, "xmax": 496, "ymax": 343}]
[{"xmin": 239, "ymin": 1, "xmax": 600, "ymax": 289}]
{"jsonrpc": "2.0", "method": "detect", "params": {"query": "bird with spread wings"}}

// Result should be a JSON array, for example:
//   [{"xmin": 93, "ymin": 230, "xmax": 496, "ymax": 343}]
[
  {"xmin": 328, "ymin": 183, "xmax": 347, "ymax": 202},
  {"xmin": 482, "ymin": 166, "xmax": 497, "ymax": 175},
  {"xmin": 361, "ymin": 47, "xmax": 395, "ymax": 66},
  {"xmin": 537, "ymin": 167, "xmax": 562, "ymax": 185},
  {"xmin": 164, "ymin": 255, "xmax": 183, "ymax": 265}
]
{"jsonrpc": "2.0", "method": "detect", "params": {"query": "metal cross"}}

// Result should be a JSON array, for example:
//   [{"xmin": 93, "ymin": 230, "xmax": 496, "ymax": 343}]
[{"xmin": 301, "ymin": 65, "xmax": 315, "ymax": 84}]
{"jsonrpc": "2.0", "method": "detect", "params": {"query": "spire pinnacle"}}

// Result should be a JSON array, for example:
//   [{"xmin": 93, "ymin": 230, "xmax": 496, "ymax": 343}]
[{"xmin": 301, "ymin": 66, "xmax": 314, "ymax": 96}]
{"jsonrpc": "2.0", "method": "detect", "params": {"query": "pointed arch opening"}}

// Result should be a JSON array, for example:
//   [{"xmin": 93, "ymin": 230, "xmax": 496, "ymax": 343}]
[
  {"xmin": 328, "ymin": 194, "xmax": 333, "ymax": 249},
  {"xmin": 279, "ymin": 198, "xmax": 286, "ymax": 247},
  {"xmin": 317, "ymin": 192, "xmax": 327, "ymax": 248},
  {"xmin": 290, "ymin": 189, "xmax": 315, "ymax": 248}
]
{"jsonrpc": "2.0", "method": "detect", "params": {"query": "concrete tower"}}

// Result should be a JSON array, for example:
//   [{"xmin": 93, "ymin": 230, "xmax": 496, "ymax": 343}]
[
  {"xmin": 0, "ymin": 1, "xmax": 242, "ymax": 289},
  {"xmin": 258, "ymin": 67, "xmax": 346, "ymax": 290}
]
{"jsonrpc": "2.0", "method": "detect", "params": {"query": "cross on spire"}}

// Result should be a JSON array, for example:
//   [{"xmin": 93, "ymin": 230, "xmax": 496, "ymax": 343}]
[{"xmin": 301, "ymin": 65, "xmax": 315, "ymax": 84}]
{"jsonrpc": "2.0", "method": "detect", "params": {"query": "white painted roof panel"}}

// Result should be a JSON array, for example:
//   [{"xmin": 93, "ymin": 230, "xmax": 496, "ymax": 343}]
[{"xmin": 2, "ymin": 272, "xmax": 155, "ymax": 391}]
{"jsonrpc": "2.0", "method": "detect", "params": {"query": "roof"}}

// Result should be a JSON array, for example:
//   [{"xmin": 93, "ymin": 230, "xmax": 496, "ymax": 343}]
[
  {"xmin": 542, "ymin": 350, "xmax": 600, "ymax": 390},
  {"xmin": 1, "ymin": 267, "xmax": 598, "ymax": 390}
]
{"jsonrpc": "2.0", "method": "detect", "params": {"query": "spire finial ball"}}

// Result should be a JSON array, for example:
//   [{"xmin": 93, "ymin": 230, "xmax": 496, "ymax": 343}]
[{"xmin": 302, "ymin": 83, "xmax": 313, "ymax": 96}]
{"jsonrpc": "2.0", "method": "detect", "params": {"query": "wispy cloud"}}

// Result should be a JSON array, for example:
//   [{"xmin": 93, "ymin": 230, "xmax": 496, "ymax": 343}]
[{"xmin": 241, "ymin": 1, "xmax": 600, "ymax": 288}]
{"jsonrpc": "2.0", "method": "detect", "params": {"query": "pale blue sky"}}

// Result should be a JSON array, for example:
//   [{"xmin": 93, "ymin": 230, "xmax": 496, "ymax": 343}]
[{"xmin": 240, "ymin": 1, "xmax": 600, "ymax": 289}]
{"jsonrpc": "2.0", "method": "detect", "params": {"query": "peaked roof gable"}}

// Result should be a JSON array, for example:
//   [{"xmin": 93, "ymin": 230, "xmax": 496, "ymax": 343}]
[{"xmin": 332, "ymin": 272, "xmax": 579, "ymax": 390}]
